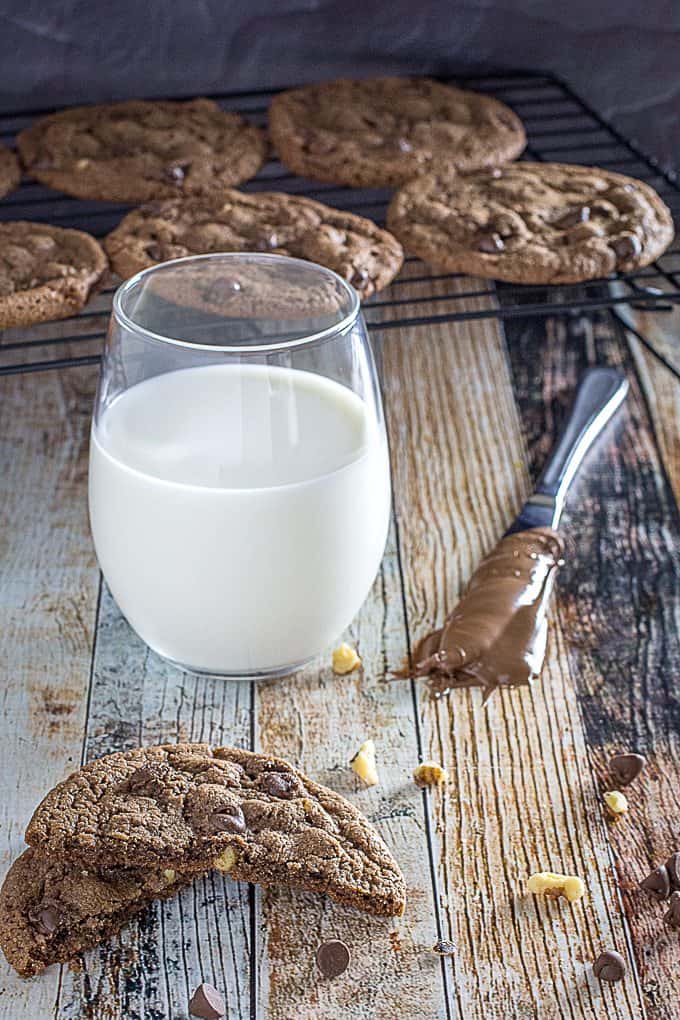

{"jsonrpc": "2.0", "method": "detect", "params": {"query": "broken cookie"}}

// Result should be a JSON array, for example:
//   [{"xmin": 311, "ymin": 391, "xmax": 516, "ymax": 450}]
[
  {"xmin": 25, "ymin": 743, "xmax": 405, "ymax": 917},
  {"xmin": 0, "ymin": 847, "xmax": 195, "ymax": 977}
]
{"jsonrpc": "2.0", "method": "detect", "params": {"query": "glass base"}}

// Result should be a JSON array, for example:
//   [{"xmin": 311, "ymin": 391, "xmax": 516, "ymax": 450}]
[{"xmin": 156, "ymin": 649, "xmax": 316, "ymax": 682}]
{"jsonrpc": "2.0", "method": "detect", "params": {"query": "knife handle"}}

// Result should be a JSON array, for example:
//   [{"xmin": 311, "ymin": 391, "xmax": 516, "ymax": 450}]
[{"xmin": 535, "ymin": 366, "xmax": 629, "ymax": 525}]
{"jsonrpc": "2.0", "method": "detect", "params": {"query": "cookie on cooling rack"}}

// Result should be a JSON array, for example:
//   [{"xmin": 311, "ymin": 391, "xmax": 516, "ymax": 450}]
[
  {"xmin": 386, "ymin": 162, "xmax": 675, "ymax": 284},
  {"xmin": 0, "ymin": 222, "xmax": 108, "ymax": 330},
  {"xmin": 0, "ymin": 143, "xmax": 21, "ymax": 199},
  {"xmin": 269, "ymin": 76, "xmax": 526, "ymax": 188},
  {"xmin": 104, "ymin": 188, "xmax": 403, "ymax": 299},
  {"xmin": 17, "ymin": 99, "xmax": 267, "ymax": 203}
]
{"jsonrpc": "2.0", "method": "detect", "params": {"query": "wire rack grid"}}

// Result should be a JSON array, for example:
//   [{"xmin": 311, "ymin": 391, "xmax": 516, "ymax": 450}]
[{"xmin": 0, "ymin": 70, "xmax": 678, "ymax": 378}]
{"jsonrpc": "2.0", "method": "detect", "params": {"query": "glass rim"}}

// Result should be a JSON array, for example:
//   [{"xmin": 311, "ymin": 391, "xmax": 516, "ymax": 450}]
[{"xmin": 111, "ymin": 252, "xmax": 362, "ymax": 354}]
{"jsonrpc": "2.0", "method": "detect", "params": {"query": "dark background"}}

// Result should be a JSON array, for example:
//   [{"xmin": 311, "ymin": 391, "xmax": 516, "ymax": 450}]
[{"xmin": 0, "ymin": 1, "xmax": 677, "ymax": 173}]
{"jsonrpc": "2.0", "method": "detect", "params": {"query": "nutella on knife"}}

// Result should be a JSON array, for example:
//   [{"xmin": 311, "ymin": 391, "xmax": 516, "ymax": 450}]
[{"xmin": 410, "ymin": 528, "xmax": 564, "ymax": 698}]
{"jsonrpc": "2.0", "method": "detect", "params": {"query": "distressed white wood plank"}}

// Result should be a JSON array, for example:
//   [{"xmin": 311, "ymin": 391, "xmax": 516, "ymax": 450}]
[
  {"xmin": 255, "ymin": 522, "xmax": 451, "ymax": 1020},
  {"xmin": 55, "ymin": 586, "xmax": 253, "ymax": 1020},
  {"xmin": 0, "ymin": 366, "xmax": 100, "ymax": 1019},
  {"xmin": 381, "ymin": 276, "xmax": 645, "ymax": 1019}
]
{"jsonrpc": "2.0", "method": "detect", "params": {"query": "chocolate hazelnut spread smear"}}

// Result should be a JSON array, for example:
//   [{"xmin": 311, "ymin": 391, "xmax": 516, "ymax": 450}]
[{"xmin": 410, "ymin": 528, "xmax": 564, "ymax": 697}]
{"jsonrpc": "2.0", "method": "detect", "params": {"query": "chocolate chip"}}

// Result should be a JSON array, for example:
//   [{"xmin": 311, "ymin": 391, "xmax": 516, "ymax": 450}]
[
  {"xmin": 204, "ymin": 278, "xmax": 242, "ymax": 304},
  {"xmin": 164, "ymin": 162, "xmax": 190, "ymax": 185},
  {"xmin": 591, "ymin": 201, "xmax": 613, "ymax": 217},
  {"xmin": 260, "ymin": 770, "xmax": 299, "ymax": 799},
  {"xmin": 28, "ymin": 904, "xmax": 60, "ymax": 935},
  {"xmin": 255, "ymin": 232, "xmax": 279, "ymax": 250},
  {"xmin": 665, "ymin": 851, "xmax": 680, "ymax": 888},
  {"xmin": 593, "ymin": 950, "xmax": 626, "ymax": 983},
  {"xmin": 557, "ymin": 206, "xmax": 590, "ymax": 229},
  {"xmin": 122, "ymin": 763, "xmax": 172, "ymax": 799},
  {"xmin": 431, "ymin": 938, "xmax": 456, "ymax": 956},
  {"xmin": 188, "ymin": 982, "xmax": 226, "ymax": 1019},
  {"xmin": 477, "ymin": 232, "xmax": 505, "ymax": 254},
  {"xmin": 349, "ymin": 267, "xmax": 370, "ymax": 289},
  {"xmin": 209, "ymin": 805, "xmax": 246, "ymax": 834},
  {"xmin": 609, "ymin": 752, "xmax": 646, "ymax": 786},
  {"xmin": 315, "ymin": 939, "xmax": 351, "ymax": 978},
  {"xmin": 611, "ymin": 233, "xmax": 642, "ymax": 261},
  {"xmin": 664, "ymin": 891, "xmax": 680, "ymax": 929},
  {"xmin": 640, "ymin": 865, "xmax": 671, "ymax": 901},
  {"xmin": 146, "ymin": 243, "xmax": 163, "ymax": 262}
]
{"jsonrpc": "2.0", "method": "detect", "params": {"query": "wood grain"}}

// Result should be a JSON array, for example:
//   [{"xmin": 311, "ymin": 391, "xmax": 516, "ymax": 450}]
[
  {"xmin": 0, "ymin": 366, "xmax": 100, "ymax": 1019},
  {"xmin": 55, "ymin": 586, "xmax": 254, "ymax": 1020},
  {"xmin": 503, "ymin": 299, "xmax": 680, "ymax": 1020},
  {"xmin": 381, "ymin": 274, "xmax": 646, "ymax": 1019},
  {"xmin": 255, "ymin": 523, "xmax": 450, "ymax": 1020}
]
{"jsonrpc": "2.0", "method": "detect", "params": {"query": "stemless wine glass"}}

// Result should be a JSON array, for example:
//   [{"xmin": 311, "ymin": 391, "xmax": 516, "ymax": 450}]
[{"xmin": 88, "ymin": 253, "xmax": 391, "ymax": 678}]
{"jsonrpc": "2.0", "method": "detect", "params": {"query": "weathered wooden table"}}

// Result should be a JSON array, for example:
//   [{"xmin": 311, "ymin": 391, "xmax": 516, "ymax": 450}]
[{"xmin": 1, "ymin": 74, "xmax": 679, "ymax": 1019}]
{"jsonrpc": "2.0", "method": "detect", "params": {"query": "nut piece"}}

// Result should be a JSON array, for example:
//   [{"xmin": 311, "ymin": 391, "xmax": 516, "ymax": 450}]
[
  {"xmin": 162, "ymin": 868, "xmax": 176, "ymax": 883},
  {"xmin": 350, "ymin": 739, "xmax": 379, "ymax": 786},
  {"xmin": 593, "ymin": 950, "xmax": 626, "ymax": 983},
  {"xmin": 527, "ymin": 872, "xmax": 585, "ymax": 903},
  {"xmin": 213, "ymin": 846, "xmax": 238, "ymax": 873},
  {"xmin": 332, "ymin": 643, "xmax": 362, "ymax": 675},
  {"xmin": 413, "ymin": 761, "xmax": 448, "ymax": 788},
  {"xmin": 603, "ymin": 790, "xmax": 628, "ymax": 816}
]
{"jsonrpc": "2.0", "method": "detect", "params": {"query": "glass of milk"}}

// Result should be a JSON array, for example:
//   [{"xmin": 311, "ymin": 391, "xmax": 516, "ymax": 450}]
[{"xmin": 88, "ymin": 253, "xmax": 391, "ymax": 678}]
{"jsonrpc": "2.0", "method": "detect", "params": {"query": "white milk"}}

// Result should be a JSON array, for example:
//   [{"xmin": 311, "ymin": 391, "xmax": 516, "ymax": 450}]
[{"xmin": 89, "ymin": 363, "xmax": 390, "ymax": 674}]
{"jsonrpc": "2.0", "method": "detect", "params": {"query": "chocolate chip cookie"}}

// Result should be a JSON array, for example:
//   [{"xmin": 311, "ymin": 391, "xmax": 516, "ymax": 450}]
[
  {"xmin": 0, "ymin": 848, "xmax": 196, "ymax": 977},
  {"xmin": 104, "ymin": 189, "xmax": 403, "ymax": 298},
  {"xmin": 387, "ymin": 162, "xmax": 675, "ymax": 284},
  {"xmin": 26, "ymin": 743, "xmax": 406, "ymax": 918},
  {"xmin": 18, "ymin": 99, "xmax": 266, "ymax": 203},
  {"xmin": 0, "ymin": 222, "xmax": 108, "ymax": 329},
  {"xmin": 0, "ymin": 144, "xmax": 20, "ymax": 199},
  {"xmin": 269, "ymin": 77, "xmax": 526, "ymax": 188}
]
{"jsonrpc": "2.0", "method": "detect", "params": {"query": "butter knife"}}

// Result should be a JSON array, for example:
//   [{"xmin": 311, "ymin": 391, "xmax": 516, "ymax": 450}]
[{"xmin": 507, "ymin": 366, "xmax": 629, "ymax": 535}]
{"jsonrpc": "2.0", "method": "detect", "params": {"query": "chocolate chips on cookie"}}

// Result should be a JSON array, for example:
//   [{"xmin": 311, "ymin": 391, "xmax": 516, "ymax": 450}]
[
  {"xmin": 269, "ymin": 77, "xmax": 526, "ymax": 187},
  {"xmin": 387, "ymin": 162, "xmax": 674, "ymax": 284},
  {"xmin": 104, "ymin": 189, "xmax": 403, "ymax": 299},
  {"xmin": 18, "ymin": 99, "xmax": 266, "ymax": 203},
  {"xmin": 0, "ymin": 743, "xmax": 405, "ymax": 977}
]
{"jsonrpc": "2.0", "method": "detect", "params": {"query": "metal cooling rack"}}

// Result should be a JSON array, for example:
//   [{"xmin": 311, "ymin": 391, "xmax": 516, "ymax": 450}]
[{"xmin": 1, "ymin": 70, "xmax": 679, "ymax": 378}]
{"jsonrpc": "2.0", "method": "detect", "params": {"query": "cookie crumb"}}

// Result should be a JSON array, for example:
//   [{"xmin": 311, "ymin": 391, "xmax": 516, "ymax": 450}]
[
  {"xmin": 603, "ymin": 790, "xmax": 628, "ymax": 816},
  {"xmin": 527, "ymin": 872, "xmax": 585, "ymax": 903},
  {"xmin": 413, "ymin": 761, "xmax": 447, "ymax": 787},
  {"xmin": 332, "ymin": 643, "xmax": 361, "ymax": 675},
  {"xmin": 350, "ymin": 739, "xmax": 378, "ymax": 786}
]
